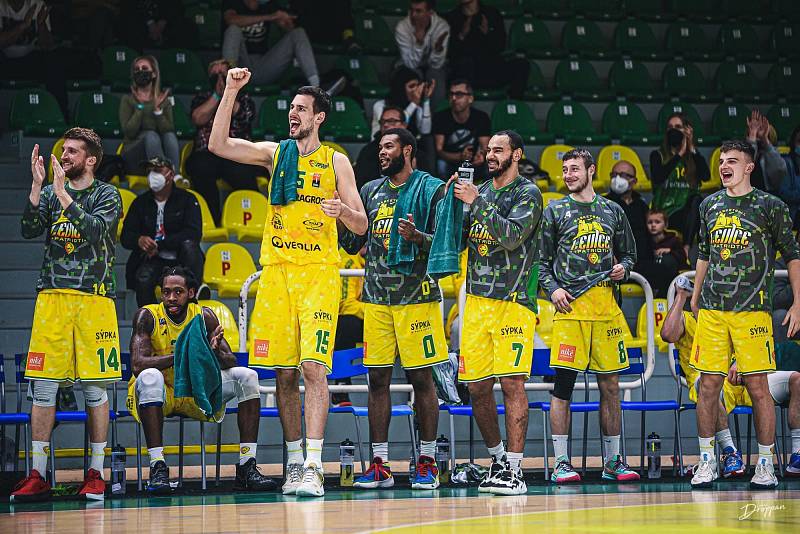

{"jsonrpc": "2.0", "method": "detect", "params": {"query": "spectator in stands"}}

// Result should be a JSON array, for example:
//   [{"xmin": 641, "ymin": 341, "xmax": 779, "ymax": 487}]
[
  {"xmin": 444, "ymin": 0, "xmax": 529, "ymax": 99},
  {"xmin": 432, "ymin": 79, "xmax": 490, "ymax": 180},
  {"xmin": 746, "ymin": 109, "xmax": 787, "ymax": 193},
  {"xmin": 222, "ymin": 0, "xmax": 320, "ymax": 87},
  {"xmin": 121, "ymin": 157, "xmax": 205, "ymax": 307},
  {"xmin": 292, "ymin": 0, "xmax": 359, "ymax": 52},
  {"xmin": 604, "ymin": 160, "xmax": 651, "ymax": 265},
  {"xmin": 186, "ymin": 59, "xmax": 262, "ymax": 224},
  {"xmin": 121, "ymin": 0, "xmax": 196, "ymax": 49},
  {"xmin": 63, "ymin": 1, "xmax": 119, "ymax": 50},
  {"xmin": 119, "ymin": 55, "xmax": 186, "ymax": 185},
  {"xmin": 356, "ymin": 105, "xmax": 407, "ymax": 189},
  {"xmin": 779, "ymin": 125, "xmax": 800, "ymax": 228},
  {"xmin": 518, "ymin": 158, "xmax": 549, "ymax": 183},
  {"xmin": 637, "ymin": 209, "xmax": 687, "ymax": 298},
  {"xmin": 395, "ymin": 0, "xmax": 449, "ymax": 104},
  {"xmin": 650, "ymin": 112, "xmax": 710, "ymax": 252}
]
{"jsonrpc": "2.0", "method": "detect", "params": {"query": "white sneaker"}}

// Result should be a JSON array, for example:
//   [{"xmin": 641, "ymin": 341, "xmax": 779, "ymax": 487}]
[
  {"xmin": 478, "ymin": 460, "xmax": 505, "ymax": 493},
  {"xmin": 489, "ymin": 465, "xmax": 527, "ymax": 496},
  {"xmin": 282, "ymin": 463, "xmax": 304, "ymax": 495},
  {"xmin": 295, "ymin": 463, "xmax": 325, "ymax": 497},
  {"xmin": 690, "ymin": 458, "xmax": 719, "ymax": 489},
  {"xmin": 750, "ymin": 461, "xmax": 779, "ymax": 489}
]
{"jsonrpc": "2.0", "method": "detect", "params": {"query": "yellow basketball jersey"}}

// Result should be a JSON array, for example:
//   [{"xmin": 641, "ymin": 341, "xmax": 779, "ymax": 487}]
[
  {"xmin": 260, "ymin": 144, "xmax": 340, "ymax": 266},
  {"xmin": 339, "ymin": 249, "xmax": 365, "ymax": 319},
  {"xmin": 143, "ymin": 302, "xmax": 204, "ymax": 385}
]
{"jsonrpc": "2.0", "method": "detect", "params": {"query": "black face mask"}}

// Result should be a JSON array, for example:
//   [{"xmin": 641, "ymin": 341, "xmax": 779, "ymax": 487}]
[
  {"xmin": 667, "ymin": 128, "xmax": 685, "ymax": 149},
  {"xmin": 133, "ymin": 69, "xmax": 154, "ymax": 87}
]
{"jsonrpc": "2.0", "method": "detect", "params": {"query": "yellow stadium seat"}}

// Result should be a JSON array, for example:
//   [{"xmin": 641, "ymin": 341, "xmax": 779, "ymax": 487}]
[
  {"xmin": 116, "ymin": 142, "xmax": 148, "ymax": 191},
  {"xmin": 187, "ymin": 189, "xmax": 229, "ymax": 242},
  {"xmin": 778, "ymin": 146, "xmax": 789, "ymax": 155},
  {"xmin": 222, "ymin": 190, "xmax": 268, "ymax": 242},
  {"xmin": 620, "ymin": 283, "xmax": 644, "ymax": 297},
  {"xmin": 179, "ymin": 140, "xmax": 193, "ymax": 179},
  {"xmin": 116, "ymin": 187, "xmax": 137, "ymax": 240},
  {"xmin": 596, "ymin": 145, "xmax": 652, "ymax": 192},
  {"xmin": 704, "ymin": 146, "xmax": 723, "ymax": 192},
  {"xmin": 198, "ymin": 299, "xmax": 241, "ymax": 351},
  {"xmin": 203, "ymin": 242, "xmax": 258, "ymax": 298},
  {"xmin": 539, "ymin": 144, "xmax": 574, "ymax": 193},
  {"xmin": 635, "ymin": 299, "xmax": 669, "ymax": 353},
  {"xmin": 542, "ymin": 192, "xmax": 565, "ymax": 206},
  {"xmin": 256, "ymin": 175, "xmax": 269, "ymax": 194},
  {"xmin": 47, "ymin": 137, "xmax": 64, "ymax": 183},
  {"xmin": 536, "ymin": 299, "xmax": 556, "ymax": 347}
]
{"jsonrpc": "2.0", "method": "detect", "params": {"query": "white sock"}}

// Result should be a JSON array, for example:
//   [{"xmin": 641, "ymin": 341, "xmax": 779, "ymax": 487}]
[
  {"xmin": 716, "ymin": 429, "xmax": 735, "ymax": 451},
  {"xmin": 148, "ymin": 446, "xmax": 165, "ymax": 467},
  {"xmin": 32, "ymin": 440, "xmax": 49, "ymax": 475},
  {"xmin": 758, "ymin": 443, "xmax": 773, "ymax": 466},
  {"xmin": 487, "ymin": 442, "xmax": 506, "ymax": 463},
  {"xmin": 791, "ymin": 428, "xmax": 800, "ymax": 454},
  {"xmin": 90, "ymin": 442, "xmax": 106, "ymax": 473},
  {"xmin": 286, "ymin": 439, "xmax": 304, "ymax": 465},
  {"xmin": 419, "ymin": 440, "xmax": 436, "ymax": 459},
  {"xmin": 305, "ymin": 438, "xmax": 323, "ymax": 468},
  {"xmin": 507, "ymin": 451, "xmax": 523, "ymax": 472},
  {"xmin": 239, "ymin": 443, "xmax": 257, "ymax": 465},
  {"xmin": 552, "ymin": 435, "xmax": 569, "ymax": 461},
  {"xmin": 372, "ymin": 442, "xmax": 389, "ymax": 463},
  {"xmin": 309, "ymin": 74, "xmax": 321, "ymax": 87},
  {"xmin": 698, "ymin": 436, "xmax": 715, "ymax": 462},
  {"xmin": 603, "ymin": 435, "xmax": 620, "ymax": 463}
]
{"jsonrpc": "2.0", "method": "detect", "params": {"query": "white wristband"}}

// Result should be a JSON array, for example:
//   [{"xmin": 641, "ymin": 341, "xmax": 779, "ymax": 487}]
[{"xmin": 153, "ymin": 108, "xmax": 164, "ymax": 116}]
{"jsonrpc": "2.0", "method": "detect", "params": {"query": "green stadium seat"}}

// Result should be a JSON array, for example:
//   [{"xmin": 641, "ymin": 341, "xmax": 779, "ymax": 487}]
[
  {"xmin": 483, "ymin": 0, "xmax": 523, "ymax": 16},
  {"xmin": 72, "ymin": 92, "xmax": 122, "ymax": 138},
  {"xmin": 711, "ymin": 103, "xmax": 751, "ymax": 140},
  {"xmin": 522, "ymin": 0, "xmax": 569, "ymax": 19},
  {"xmin": 670, "ymin": 0, "xmax": 721, "ymax": 22},
  {"xmin": 767, "ymin": 105, "xmax": 800, "ymax": 143},
  {"xmin": 321, "ymin": 97, "xmax": 369, "ymax": 142},
  {"xmin": 546, "ymin": 101, "xmax": 610, "ymax": 145},
  {"xmin": 508, "ymin": 16, "xmax": 565, "ymax": 59},
  {"xmin": 723, "ymin": 0, "xmax": 765, "ymax": 22},
  {"xmin": 608, "ymin": 58, "xmax": 663, "ymax": 102},
  {"xmin": 771, "ymin": 23, "xmax": 800, "ymax": 60},
  {"xmin": 254, "ymin": 95, "xmax": 291, "ymax": 139},
  {"xmin": 714, "ymin": 62, "xmax": 767, "ymax": 101},
  {"xmin": 523, "ymin": 61, "xmax": 557, "ymax": 101},
  {"xmin": 491, "ymin": 100, "xmax": 554, "ymax": 144},
  {"xmin": 601, "ymin": 101, "xmax": 656, "ymax": 145},
  {"xmin": 768, "ymin": 62, "xmax": 800, "ymax": 102},
  {"xmin": 101, "ymin": 45, "xmax": 140, "ymax": 91},
  {"xmin": 554, "ymin": 59, "xmax": 611, "ymax": 101},
  {"xmin": 187, "ymin": 5, "xmax": 222, "ymax": 49},
  {"xmin": 569, "ymin": 0, "xmax": 622, "ymax": 20},
  {"xmin": 334, "ymin": 56, "xmax": 384, "ymax": 97},
  {"xmin": 170, "ymin": 97, "xmax": 195, "ymax": 140},
  {"xmin": 561, "ymin": 19, "xmax": 616, "ymax": 59},
  {"xmin": 657, "ymin": 102, "xmax": 719, "ymax": 147},
  {"xmin": 623, "ymin": 0, "xmax": 675, "ymax": 21},
  {"xmin": 662, "ymin": 61, "xmax": 712, "ymax": 103},
  {"xmin": 665, "ymin": 22, "xmax": 721, "ymax": 61},
  {"xmin": 364, "ymin": 0, "xmax": 406, "ymax": 15},
  {"xmin": 9, "ymin": 89, "xmax": 67, "ymax": 136},
  {"xmin": 354, "ymin": 15, "xmax": 396, "ymax": 55},
  {"xmin": 614, "ymin": 19, "xmax": 667, "ymax": 60},
  {"xmin": 157, "ymin": 49, "xmax": 207, "ymax": 93},
  {"xmin": 716, "ymin": 22, "xmax": 770, "ymax": 61}
]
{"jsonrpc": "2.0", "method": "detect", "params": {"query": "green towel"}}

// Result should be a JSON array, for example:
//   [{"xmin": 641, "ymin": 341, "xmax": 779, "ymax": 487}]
[
  {"xmin": 269, "ymin": 139, "xmax": 300, "ymax": 205},
  {"xmin": 173, "ymin": 314, "xmax": 225, "ymax": 422},
  {"xmin": 387, "ymin": 170, "xmax": 443, "ymax": 275},
  {"xmin": 427, "ymin": 181, "xmax": 464, "ymax": 279}
]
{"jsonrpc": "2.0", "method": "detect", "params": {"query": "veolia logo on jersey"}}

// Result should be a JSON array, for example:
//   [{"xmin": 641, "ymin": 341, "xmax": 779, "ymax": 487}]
[{"xmin": 271, "ymin": 236, "xmax": 321, "ymax": 251}]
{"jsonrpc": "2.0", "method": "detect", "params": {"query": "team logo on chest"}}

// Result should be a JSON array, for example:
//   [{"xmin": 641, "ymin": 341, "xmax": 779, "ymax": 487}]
[
  {"xmin": 571, "ymin": 216, "xmax": 611, "ymax": 263},
  {"xmin": 710, "ymin": 210, "xmax": 751, "ymax": 260},
  {"xmin": 373, "ymin": 200, "xmax": 395, "ymax": 249},
  {"xmin": 468, "ymin": 220, "xmax": 497, "ymax": 256}
]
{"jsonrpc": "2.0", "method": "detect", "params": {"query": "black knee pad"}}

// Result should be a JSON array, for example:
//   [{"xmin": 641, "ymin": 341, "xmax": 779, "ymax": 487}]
[{"xmin": 551, "ymin": 369, "xmax": 578, "ymax": 401}]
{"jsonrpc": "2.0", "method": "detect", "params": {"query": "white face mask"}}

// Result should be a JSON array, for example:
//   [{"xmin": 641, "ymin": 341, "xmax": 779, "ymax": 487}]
[
  {"xmin": 148, "ymin": 171, "xmax": 167, "ymax": 192},
  {"xmin": 610, "ymin": 175, "xmax": 629, "ymax": 195}
]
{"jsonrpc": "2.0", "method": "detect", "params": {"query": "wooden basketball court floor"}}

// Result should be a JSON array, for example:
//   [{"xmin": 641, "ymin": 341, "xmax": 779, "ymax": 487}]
[{"xmin": 2, "ymin": 477, "xmax": 799, "ymax": 533}]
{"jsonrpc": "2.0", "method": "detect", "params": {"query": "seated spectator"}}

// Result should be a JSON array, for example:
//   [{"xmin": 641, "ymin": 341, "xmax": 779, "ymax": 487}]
[
  {"xmin": 186, "ymin": 59, "xmax": 262, "ymax": 224},
  {"xmin": 779, "ymin": 125, "xmax": 800, "ymax": 228},
  {"xmin": 371, "ymin": 67, "xmax": 433, "ymax": 138},
  {"xmin": 293, "ymin": 0, "xmax": 359, "ymax": 52},
  {"xmin": 61, "ymin": 1, "xmax": 119, "ymax": 50},
  {"xmin": 120, "ymin": 0, "xmax": 196, "ymax": 49},
  {"xmin": 518, "ymin": 158, "xmax": 549, "ymax": 183},
  {"xmin": 605, "ymin": 160, "xmax": 651, "ymax": 263},
  {"xmin": 638, "ymin": 209, "xmax": 687, "ymax": 298},
  {"xmin": 222, "ymin": 0, "xmax": 320, "ymax": 87},
  {"xmin": 650, "ymin": 112, "xmax": 710, "ymax": 251},
  {"xmin": 356, "ymin": 105, "xmax": 407, "ymax": 189},
  {"xmin": 444, "ymin": 0, "xmax": 529, "ymax": 99},
  {"xmin": 395, "ymin": 0, "xmax": 449, "ymax": 104},
  {"xmin": 432, "ymin": 79, "xmax": 490, "ymax": 180},
  {"xmin": 119, "ymin": 55, "xmax": 186, "ymax": 185},
  {"xmin": 746, "ymin": 109, "xmax": 787, "ymax": 193},
  {"xmin": 121, "ymin": 157, "xmax": 205, "ymax": 307}
]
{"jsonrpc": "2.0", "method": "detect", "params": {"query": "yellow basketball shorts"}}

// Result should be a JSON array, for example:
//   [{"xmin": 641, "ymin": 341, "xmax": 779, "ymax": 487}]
[
  {"xmin": 689, "ymin": 309, "xmax": 775, "ymax": 376},
  {"xmin": 249, "ymin": 263, "xmax": 340, "ymax": 372},
  {"xmin": 26, "ymin": 290, "xmax": 121, "ymax": 383},
  {"xmin": 688, "ymin": 375, "xmax": 752, "ymax": 414},
  {"xmin": 363, "ymin": 301, "xmax": 449, "ymax": 369},
  {"xmin": 125, "ymin": 378, "xmax": 210, "ymax": 423},
  {"xmin": 459, "ymin": 295, "xmax": 537, "ymax": 382},
  {"xmin": 550, "ymin": 314, "xmax": 630, "ymax": 374}
]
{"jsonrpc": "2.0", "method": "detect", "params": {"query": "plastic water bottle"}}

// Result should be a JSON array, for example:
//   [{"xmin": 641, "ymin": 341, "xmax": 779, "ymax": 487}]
[
  {"xmin": 457, "ymin": 160, "xmax": 474, "ymax": 213},
  {"xmin": 646, "ymin": 432, "xmax": 661, "ymax": 479},
  {"xmin": 435, "ymin": 435, "xmax": 451, "ymax": 484},
  {"xmin": 339, "ymin": 439, "xmax": 355, "ymax": 487},
  {"xmin": 111, "ymin": 444, "xmax": 126, "ymax": 495}
]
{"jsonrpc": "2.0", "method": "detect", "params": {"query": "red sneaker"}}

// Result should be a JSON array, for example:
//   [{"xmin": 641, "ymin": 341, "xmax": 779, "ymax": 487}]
[
  {"xmin": 77, "ymin": 468, "xmax": 106, "ymax": 501},
  {"xmin": 10, "ymin": 469, "xmax": 51, "ymax": 502}
]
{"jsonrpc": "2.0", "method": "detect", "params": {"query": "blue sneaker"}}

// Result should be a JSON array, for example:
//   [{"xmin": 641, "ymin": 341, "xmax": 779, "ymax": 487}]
[
  {"xmin": 721, "ymin": 446, "xmax": 745, "ymax": 478},
  {"xmin": 354, "ymin": 457, "xmax": 394, "ymax": 489},
  {"xmin": 786, "ymin": 452, "xmax": 800, "ymax": 477},
  {"xmin": 411, "ymin": 455, "xmax": 440, "ymax": 490}
]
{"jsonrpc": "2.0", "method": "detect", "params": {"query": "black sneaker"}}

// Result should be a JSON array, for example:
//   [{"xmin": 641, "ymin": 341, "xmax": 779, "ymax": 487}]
[
  {"xmin": 490, "ymin": 463, "xmax": 527, "ymax": 495},
  {"xmin": 146, "ymin": 460, "xmax": 172, "ymax": 495},
  {"xmin": 234, "ymin": 457, "xmax": 278, "ymax": 491},
  {"xmin": 478, "ymin": 459, "xmax": 505, "ymax": 493},
  {"xmin": 331, "ymin": 392, "xmax": 352, "ymax": 407}
]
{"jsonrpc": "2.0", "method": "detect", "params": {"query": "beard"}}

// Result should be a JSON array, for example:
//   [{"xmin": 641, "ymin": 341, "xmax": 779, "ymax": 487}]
[
  {"xmin": 565, "ymin": 173, "xmax": 590, "ymax": 193},
  {"xmin": 290, "ymin": 123, "xmax": 313, "ymax": 140},
  {"xmin": 487, "ymin": 155, "xmax": 512, "ymax": 178},
  {"xmin": 381, "ymin": 152, "xmax": 406, "ymax": 177},
  {"xmin": 64, "ymin": 160, "xmax": 85, "ymax": 179}
]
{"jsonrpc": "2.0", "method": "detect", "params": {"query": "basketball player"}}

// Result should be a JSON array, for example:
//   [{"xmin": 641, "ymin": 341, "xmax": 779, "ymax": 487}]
[
  {"xmin": 208, "ymin": 68, "xmax": 367, "ymax": 497},
  {"xmin": 452, "ymin": 130, "xmax": 543, "ymax": 495},
  {"xmin": 539, "ymin": 148, "xmax": 639, "ymax": 485},
  {"xmin": 12, "ymin": 128, "xmax": 122, "ymax": 502},
  {"xmin": 128, "ymin": 267, "xmax": 276, "ymax": 494},
  {"xmin": 342, "ymin": 129, "xmax": 448, "ymax": 490},
  {"xmin": 689, "ymin": 140, "xmax": 800, "ymax": 489}
]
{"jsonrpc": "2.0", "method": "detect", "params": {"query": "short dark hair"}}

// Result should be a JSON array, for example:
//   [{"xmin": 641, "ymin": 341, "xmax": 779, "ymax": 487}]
[
  {"xmin": 160, "ymin": 265, "xmax": 199, "ymax": 292},
  {"xmin": 381, "ymin": 105, "xmax": 406, "ymax": 121},
  {"xmin": 63, "ymin": 127, "xmax": 103, "ymax": 167},
  {"xmin": 493, "ymin": 130, "xmax": 524, "ymax": 153},
  {"xmin": 720, "ymin": 139, "xmax": 756, "ymax": 162},
  {"xmin": 562, "ymin": 148, "xmax": 595, "ymax": 170},
  {"xmin": 646, "ymin": 208, "xmax": 668, "ymax": 225},
  {"xmin": 382, "ymin": 127, "xmax": 417, "ymax": 161},
  {"xmin": 411, "ymin": 0, "xmax": 436, "ymax": 9},
  {"xmin": 449, "ymin": 78, "xmax": 472, "ymax": 93},
  {"xmin": 295, "ymin": 86, "xmax": 332, "ymax": 117}
]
